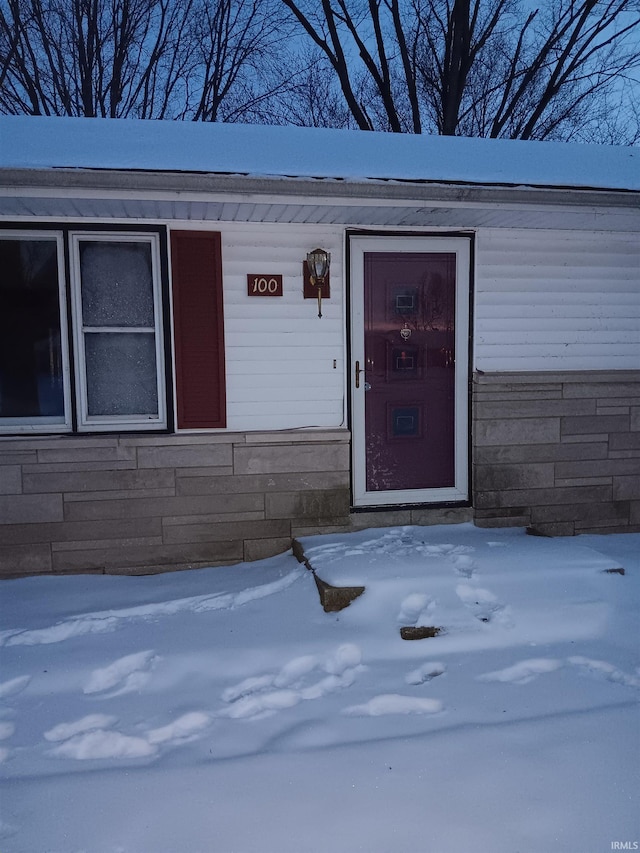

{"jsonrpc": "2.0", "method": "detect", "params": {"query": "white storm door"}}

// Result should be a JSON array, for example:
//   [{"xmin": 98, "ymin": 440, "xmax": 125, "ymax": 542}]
[{"xmin": 350, "ymin": 236, "xmax": 470, "ymax": 507}]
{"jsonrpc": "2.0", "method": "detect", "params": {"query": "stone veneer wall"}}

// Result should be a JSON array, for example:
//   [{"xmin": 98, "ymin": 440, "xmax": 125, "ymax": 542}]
[
  {"xmin": 0, "ymin": 430, "xmax": 352, "ymax": 577},
  {"xmin": 3, "ymin": 371, "xmax": 639, "ymax": 577},
  {"xmin": 473, "ymin": 370, "xmax": 640, "ymax": 535}
]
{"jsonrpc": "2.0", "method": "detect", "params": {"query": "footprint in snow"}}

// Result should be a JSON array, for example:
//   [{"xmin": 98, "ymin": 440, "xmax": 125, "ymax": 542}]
[
  {"xmin": 397, "ymin": 593, "xmax": 436, "ymax": 627},
  {"xmin": 0, "ymin": 675, "xmax": 31, "ymax": 699},
  {"xmin": 450, "ymin": 553, "xmax": 476, "ymax": 578},
  {"xmin": 0, "ymin": 721, "xmax": 16, "ymax": 764},
  {"xmin": 406, "ymin": 662, "xmax": 446, "ymax": 685},
  {"xmin": 477, "ymin": 656, "xmax": 640, "ymax": 689},
  {"xmin": 477, "ymin": 659, "xmax": 564, "ymax": 685},
  {"xmin": 45, "ymin": 714, "xmax": 155, "ymax": 760},
  {"xmin": 83, "ymin": 650, "xmax": 159, "ymax": 697},
  {"xmin": 343, "ymin": 694, "xmax": 443, "ymax": 716},
  {"xmin": 568, "ymin": 656, "xmax": 640, "ymax": 689},
  {"xmin": 220, "ymin": 644, "xmax": 364, "ymax": 720},
  {"xmin": 456, "ymin": 584, "xmax": 513, "ymax": 627},
  {"xmin": 44, "ymin": 710, "xmax": 211, "ymax": 760}
]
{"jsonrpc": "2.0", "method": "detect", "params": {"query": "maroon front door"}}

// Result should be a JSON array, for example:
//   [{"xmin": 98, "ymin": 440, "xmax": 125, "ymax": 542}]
[
  {"xmin": 351, "ymin": 236, "xmax": 470, "ymax": 507},
  {"xmin": 362, "ymin": 251, "xmax": 457, "ymax": 493}
]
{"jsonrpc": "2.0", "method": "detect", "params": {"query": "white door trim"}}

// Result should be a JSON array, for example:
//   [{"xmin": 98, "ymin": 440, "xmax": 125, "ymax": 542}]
[{"xmin": 350, "ymin": 235, "xmax": 470, "ymax": 507}]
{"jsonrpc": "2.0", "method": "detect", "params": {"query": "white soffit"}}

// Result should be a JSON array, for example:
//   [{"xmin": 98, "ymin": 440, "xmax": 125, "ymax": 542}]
[{"xmin": 0, "ymin": 188, "xmax": 638, "ymax": 232}]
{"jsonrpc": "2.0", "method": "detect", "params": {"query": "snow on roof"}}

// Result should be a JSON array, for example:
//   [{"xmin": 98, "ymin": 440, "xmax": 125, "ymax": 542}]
[{"xmin": 0, "ymin": 114, "xmax": 638, "ymax": 192}]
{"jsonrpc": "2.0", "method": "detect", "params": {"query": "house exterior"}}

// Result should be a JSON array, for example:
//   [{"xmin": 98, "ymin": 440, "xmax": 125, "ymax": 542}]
[{"xmin": 0, "ymin": 116, "xmax": 638, "ymax": 578}]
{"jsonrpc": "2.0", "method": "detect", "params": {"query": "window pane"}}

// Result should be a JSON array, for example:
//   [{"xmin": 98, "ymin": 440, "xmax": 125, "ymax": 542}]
[
  {"xmin": 84, "ymin": 333, "xmax": 158, "ymax": 416},
  {"xmin": 0, "ymin": 239, "xmax": 65, "ymax": 421},
  {"xmin": 80, "ymin": 241, "xmax": 154, "ymax": 327}
]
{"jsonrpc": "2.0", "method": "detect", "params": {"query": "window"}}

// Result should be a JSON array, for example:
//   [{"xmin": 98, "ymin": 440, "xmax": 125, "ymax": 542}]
[
  {"xmin": 70, "ymin": 233, "xmax": 166, "ymax": 430},
  {"xmin": 0, "ymin": 232, "xmax": 71, "ymax": 431},
  {"xmin": 0, "ymin": 228, "xmax": 167, "ymax": 433}
]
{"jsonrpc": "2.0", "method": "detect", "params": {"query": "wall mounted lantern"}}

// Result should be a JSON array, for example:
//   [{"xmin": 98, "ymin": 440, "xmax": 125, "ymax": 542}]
[{"xmin": 305, "ymin": 248, "xmax": 331, "ymax": 318}]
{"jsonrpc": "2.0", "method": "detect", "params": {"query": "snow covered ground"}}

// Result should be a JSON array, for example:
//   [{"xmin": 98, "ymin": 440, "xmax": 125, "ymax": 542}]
[{"xmin": 0, "ymin": 523, "xmax": 638, "ymax": 853}]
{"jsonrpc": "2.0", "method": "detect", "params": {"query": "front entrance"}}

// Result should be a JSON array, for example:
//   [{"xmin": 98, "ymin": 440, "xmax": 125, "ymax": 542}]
[{"xmin": 350, "ymin": 236, "xmax": 470, "ymax": 507}]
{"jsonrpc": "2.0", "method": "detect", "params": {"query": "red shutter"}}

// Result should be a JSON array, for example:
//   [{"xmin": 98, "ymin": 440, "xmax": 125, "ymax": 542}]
[{"xmin": 170, "ymin": 231, "xmax": 226, "ymax": 429}]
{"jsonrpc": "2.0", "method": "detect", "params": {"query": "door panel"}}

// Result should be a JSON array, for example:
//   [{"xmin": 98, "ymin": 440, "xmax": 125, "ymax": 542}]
[{"xmin": 350, "ymin": 237, "xmax": 470, "ymax": 507}]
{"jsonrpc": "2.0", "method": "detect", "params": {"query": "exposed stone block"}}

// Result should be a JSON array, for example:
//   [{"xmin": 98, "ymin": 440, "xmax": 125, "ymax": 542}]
[
  {"xmin": 474, "ymin": 442, "xmax": 608, "ymax": 465},
  {"xmin": 233, "ymin": 442, "xmax": 349, "ymax": 475},
  {"xmin": 245, "ymin": 429, "xmax": 350, "ymax": 445},
  {"xmin": 409, "ymin": 507, "xmax": 473, "ymax": 525},
  {"xmin": 347, "ymin": 510, "xmax": 412, "ymax": 529},
  {"xmin": 0, "ymin": 452, "xmax": 37, "ymax": 464},
  {"xmin": 527, "ymin": 522, "xmax": 576, "ymax": 537},
  {"xmin": 474, "ymin": 418, "xmax": 560, "ymax": 446},
  {"xmin": 0, "ymin": 437, "xmax": 117, "ymax": 451},
  {"xmin": 612, "ymin": 476, "xmax": 640, "ymax": 501},
  {"xmin": 555, "ymin": 458, "xmax": 640, "ymax": 479},
  {"xmin": 0, "ymin": 517, "xmax": 162, "ymax": 546},
  {"xmin": 52, "ymin": 540, "xmax": 244, "ymax": 573},
  {"xmin": 265, "ymin": 489, "xmax": 350, "ymax": 521},
  {"xmin": 554, "ymin": 477, "xmax": 612, "ymax": 487},
  {"xmin": 243, "ymin": 537, "xmax": 292, "ymax": 562},
  {"xmin": 177, "ymin": 470, "xmax": 348, "ymax": 497},
  {"xmin": 474, "ymin": 513, "xmax": 531, "ymax": 528},
  {"xmin": 162, "ymin": 511, "xmax": 264, "ymax": 527},
  {"xmin": 400, "ymin": 626, "xmax": 442, "ymax": 640},
  {"xmin": 561, "ymin": 415, "xmax": 629, "ymax": 436},
  {"xmin": 475, "ymin": 399, "xmax": 594, "ymax": 419},
  {"xmin": 595, "ymin": 407, "xmax": 630, "ymax": 416},
  {"xmin": 596, "ymin": 398, "xmax": 640, "ymax": 407},
  {"xmin": 531, "ymin": 501, "xmax": 630, "ymax": 526},
  {"xmin": 64, "ymin": 492, "xmax": 264, "ymax": 521},
  {"xmin": 291, "ymin": 523, "xmax": 353, "ymax": 537},
  {"xmin": 162, "ymin": 518, "xmax": 289, "ymax": 545},
  {"xmin": 0, "ymin": 493, "xmax": 63, "ymax": 524},
  {"xmin": 609, "ymin": 433, "xmax": 640, "ymax": 451},
  {"xmin": 23, "ymin": 468, "xmax": 175, "ymax": 495},
  {"xmin": 474, "ymin": 463, "xmax": 554, "ymax": 491},
  {"xmin": 36, "ymin": 445, "xmax": 137, "ymax": 464},
  {"xmin": 474, "ymin": 506, "xmax": 528, "ymax": 519},
  {"xmin": 0, "ymin": 465, "xmax": 21, "ymax": 495},
  {"xmin": 23, "ymin": 461, "xmax": 137, "ymax": 474},
  {"xmin": 0, "ymin": 543, "xmax": 52, "ymax": 575},
  {"xmin": 63, "ymin": 487, "xmax": 176, "ymax": 503},
  {"xmin": 137, "ymin": 443, "xmax": 232, "ymax": 468},
  {"xmin": 477, "ymin": 484, "xmax": 612, "ymax": 509},
  {"xmin": 473, "ymin": 389, "xmax": 562, "ymax": 401},
  {"xmin": 52, "ymin": 536, "xmax": 163, "ymax": 553},
  {"xmin": 119, "ymin": 433, "xmax": 240, "ymax": 446},
  {"xmin": 560, "ymin": 433, "xmax": 609, "ymax": 443},
  {"xmin": 582, "ymin": 523, "xmax": 640, "ymax": 535},
  {"xmin": 562, "ymin": 382, "xmax": 640, "ymax": 399}
]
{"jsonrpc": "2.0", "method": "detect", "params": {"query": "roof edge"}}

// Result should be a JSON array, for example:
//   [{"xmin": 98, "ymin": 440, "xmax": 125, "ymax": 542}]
[{"xmin": 2, "ymin": 167, "xmax": 638, "ymax": 209}]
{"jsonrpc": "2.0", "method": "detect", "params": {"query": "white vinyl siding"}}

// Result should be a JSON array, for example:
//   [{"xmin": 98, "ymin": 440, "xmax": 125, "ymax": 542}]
[
  {"xmin": 474, "ymin": 229, "xmax": 640, "ymax": 371},
  {"xmin": 212, "ymin": 222, "xmax": 345, "ymax": 432}
]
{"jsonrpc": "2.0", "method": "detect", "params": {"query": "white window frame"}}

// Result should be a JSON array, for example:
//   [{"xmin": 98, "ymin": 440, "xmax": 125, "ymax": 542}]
[
  {"xmin": 69, "ymin": 231, "xmax": 167, "ymax": 432},
  {"xmin": 0, "ymin": 230, "xmax": 72, "ymax": 433}
]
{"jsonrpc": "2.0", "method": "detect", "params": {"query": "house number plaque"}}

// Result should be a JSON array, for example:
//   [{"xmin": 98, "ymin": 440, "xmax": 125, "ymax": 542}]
[{"xmin": 247, "ymin": 274, "xmax": 283, "ymax": 296}]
